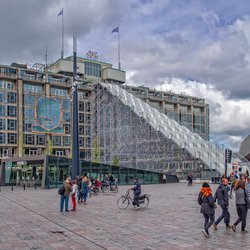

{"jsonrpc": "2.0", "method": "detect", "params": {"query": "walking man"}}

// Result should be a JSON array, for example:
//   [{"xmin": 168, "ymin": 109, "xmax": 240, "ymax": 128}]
[{"xmin": 213, "ymin": 178, "xmax": 232, "ymax": 230}]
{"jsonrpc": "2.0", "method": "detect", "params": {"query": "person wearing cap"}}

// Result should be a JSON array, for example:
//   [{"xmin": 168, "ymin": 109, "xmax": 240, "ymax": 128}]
[
  {"xmin": 198, "ymin": 182, "xmax": 215, "ymax": 238},
  {"xmin": 130, "ymin": 177, "xmax": 141, "ymax": 208}
]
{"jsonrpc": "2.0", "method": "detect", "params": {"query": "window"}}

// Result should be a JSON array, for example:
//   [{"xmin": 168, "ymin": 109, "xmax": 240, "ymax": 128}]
[
  {"xmin": 7, "ymin": 119, "xmax": 17, "ymax": 131},
  {"xmin": 24, "ymin": 95, "xmax": 35, "ymax": 106},
  {"xmin": 62, "ymin": 99, "xmax": 71, "ymax": 110},
  {"xmin": 86, "ymin": 137, "xmax": 91, "ymax": 147},
  {"xmin": 24, "ymin": 83, "xmax": 43, "ymax": 94},
  {"xmin": 0, "ymin": 92, "xmax": 6, "ymax": 102},
  {"xmin": 0, "ymin": 119, "xmax": 5, "ymax": 130},
  {"xmin": 25, "ymin": 134, "xmax": 35, "ymax": 145},
  {"xmin": 62, "ymin": 112, "xmax": 70, "ymax": 122},
  {"xmin": 85, "ymin": 114, "xmax": 91, "ymax": 124},
  {"xmin": 79, "ymin": 125, "xmax": 84, "ymax": 135},
  {"xmin": 84, "ymin": 62, "xmax": 101, "ymax": 77},
  {"xmin": 0, "ymin": 80, "xmax": 15, "ymax": 90},
  {"xmin": 79, "ymin": 101, "xmax": 84, "ymax": 111},
  {"xmin": 63, "ymin": 136, "xmax": 71, "ymax": 146},
  {"xmin": 85, "ymin": 102, "xmax": 91, "ymax": 112},
  {"xmin": 64, "ymin": 124, "xmax": 70, "ymax": 134},
  {"xmin": 7, "ymin": 133, "xmax": 17, "ymax": 144},
  {"xmin": 85, "ymin": 126, "xmax": 91, "ymax": 136},
  {"xmin": 7, "ymin": 106, "xmax": 17, "ymax": 117},
  {"xmin": 55, "ymin": 150, "xmax": 63, "ymax": 157},
  {"xmin": 23, "ymin": 120, "xmax": 33, "ymax": 132},
  {"xmin": 24, "ymin": 108, "xmax": 34, "ymax": 118},
  {"xmin": 53, "ymin": 136, "xmax": 61, "ymax": 146},
  {"xmin": 79, "ymin": 137, "xmax": 84, "ymax": 147},
  {"xmin": 0, "ymin": 133, "xmax": 5, "ymax": 143},
  {"xmin": 79, "ymin": 113, "xmax": 84, "ymax": 123},
  {"xmin": 51, "ymin": 87, "xmax": 68, "ymax": 97},
  {"xmin": 36, "ymin": 135, "xmax": 45, "ymax": 145},
  {"xmin": 0, "ymin": 105, "xmax": 6, "ymax": 116},
  {"xmin": 7, "ymin": 92, "xmax": 17, "ymax": 103}
]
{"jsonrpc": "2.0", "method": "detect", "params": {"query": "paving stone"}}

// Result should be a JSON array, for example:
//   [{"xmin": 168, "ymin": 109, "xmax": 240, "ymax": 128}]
[{"xmin": 0, "ymin": 183, "xmax": 250, "ymax": 249}]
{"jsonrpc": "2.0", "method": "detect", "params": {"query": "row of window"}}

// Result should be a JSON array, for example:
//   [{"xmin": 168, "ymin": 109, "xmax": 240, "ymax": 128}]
[
  {"xmin": 0, "ymin": 91, "xmax": 17, "ymax": 103},
  {"xmin": 0, "ymin": 133, "xmax": 17, "ymax": 144},
  {"xmin": 79, "ymin": 101, "xmax": 91, "ymax": 112},
  {"xmin": 0, "ymin": 119, "xmax": 17, "ymax": 130},
  {"xmin": 0, "ymin": 105, "xmax": 17, "ymax": 117},
  {"xmin": 84, "ymin": 62, "xmax": 101, "ymax": 77},
  {"xmin": 0, "ymin": 80, "xmax": 16, "ymax": 90}
]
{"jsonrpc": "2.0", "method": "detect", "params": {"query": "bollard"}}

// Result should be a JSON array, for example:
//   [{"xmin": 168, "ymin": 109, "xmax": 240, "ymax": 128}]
[
  {"xmin": 34, "ymin": 183, "xmax": 37, "ymax": 190},
  {"xmin": 11, "ymin": 185, "xmax": 13, "ymax": 191},
  {"xmin": 0, "ymin": 186, "xmax": 1, "ymax": 192},
  {"xmin": 23, "ymin": 183, "xmax": 26, "ymax": 190}
]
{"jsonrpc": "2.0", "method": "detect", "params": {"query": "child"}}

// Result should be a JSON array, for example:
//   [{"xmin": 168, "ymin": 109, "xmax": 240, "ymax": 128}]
[{"xmin": 71, "ymin": 180, "xmax": 77, "ymax": 211}]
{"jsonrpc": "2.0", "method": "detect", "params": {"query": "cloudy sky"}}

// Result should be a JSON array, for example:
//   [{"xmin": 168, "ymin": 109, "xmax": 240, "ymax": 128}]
[{"xmin": 1, "ymin": 0, "xmax": 250, "ymax": 151}]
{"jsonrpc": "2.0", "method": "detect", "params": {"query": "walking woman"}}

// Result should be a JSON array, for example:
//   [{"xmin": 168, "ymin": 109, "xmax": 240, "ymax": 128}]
[
  {"xmin": 232, "ymin": 180, "xmax": 250, "ymax": 233},
  {"xmin": 198, "ymin": 182, "xmax": 215, "ymax": 238}
]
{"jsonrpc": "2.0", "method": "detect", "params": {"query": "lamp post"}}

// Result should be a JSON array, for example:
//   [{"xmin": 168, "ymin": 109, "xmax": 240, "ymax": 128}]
[{"xmin": 72, "ymin": 34, "xmax": 80, "ymax": 179}]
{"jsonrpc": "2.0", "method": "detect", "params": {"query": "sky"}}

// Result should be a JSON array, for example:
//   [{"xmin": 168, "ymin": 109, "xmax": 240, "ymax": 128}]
[{"xmin": 1, "ymin": 0, "xmax": 250, "ymax": 151}]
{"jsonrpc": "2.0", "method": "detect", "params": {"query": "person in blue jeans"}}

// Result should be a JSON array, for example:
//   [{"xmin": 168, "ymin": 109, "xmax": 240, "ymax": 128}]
[
  {"xmin": 81, "ymin": 176, "xmax": 89, "ymax": 205},
  {"xmin": 60, "ymin": 179, "xmax": 72, "ymax": 212},
  {"xmin": 131, "ymin": 177, "xmax": 141, "ymax": 207}
]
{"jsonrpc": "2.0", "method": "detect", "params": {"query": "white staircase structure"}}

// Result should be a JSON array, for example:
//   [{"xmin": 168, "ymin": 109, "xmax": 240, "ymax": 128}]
[{"xmin": 100, "ymin": 82, "xmax": 248, "ymax": 175}]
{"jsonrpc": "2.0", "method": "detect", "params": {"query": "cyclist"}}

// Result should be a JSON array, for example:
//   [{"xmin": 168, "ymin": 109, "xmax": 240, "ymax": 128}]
[{"xmin": 130, "ymin": 177, "xmax": 141, "ymax": 207}]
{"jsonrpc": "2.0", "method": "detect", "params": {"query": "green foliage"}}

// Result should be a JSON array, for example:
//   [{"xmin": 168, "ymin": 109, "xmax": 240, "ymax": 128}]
[{"xmin": 92, "ymin": 136, "xmax": 100, "ymax": 163}]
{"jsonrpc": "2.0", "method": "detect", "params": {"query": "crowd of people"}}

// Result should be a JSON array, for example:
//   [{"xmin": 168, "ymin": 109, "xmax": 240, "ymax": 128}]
[
  {"xmin": 59, "ymin": 173, "xmax": 118, "ymax": 212},
  {"xmin": 198, "ymin": 172, "xmax": 250, "ymax": 238}
]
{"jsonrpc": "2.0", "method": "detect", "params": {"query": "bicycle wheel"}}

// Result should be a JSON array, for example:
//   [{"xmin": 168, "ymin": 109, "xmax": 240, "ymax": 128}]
[
  {"xmin": 117, "ymin": 196, "xmax": 129, "ymax": 209},
  {"xmin": 139, "ymin": 196, "xmax": 149, "ymax": 209}
]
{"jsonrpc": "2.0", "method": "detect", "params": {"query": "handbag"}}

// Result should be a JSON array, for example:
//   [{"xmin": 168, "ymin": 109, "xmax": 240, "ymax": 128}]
[{"xmin": 244, "ymin": 190, "xmax": 250, "ymax": 209}]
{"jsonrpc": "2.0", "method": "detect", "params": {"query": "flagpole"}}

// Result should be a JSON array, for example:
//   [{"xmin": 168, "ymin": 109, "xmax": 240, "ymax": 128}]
[
  {"xmin": 118, "ymin": 28, "xmax": 121, "ymax": 70},
  {"xmin": 61, "ymin": 9, "xmax": 64, "ymax": 59}
]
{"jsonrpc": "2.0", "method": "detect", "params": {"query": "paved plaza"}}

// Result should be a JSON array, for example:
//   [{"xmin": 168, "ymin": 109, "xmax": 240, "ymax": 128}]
[{"xmin": 0, "ymin": 183, "xmax": 250, "ymax": 250}]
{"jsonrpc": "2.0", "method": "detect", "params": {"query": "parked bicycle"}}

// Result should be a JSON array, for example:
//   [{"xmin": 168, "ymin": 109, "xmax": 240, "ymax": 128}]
[{"xmin": 117, "ymin": 190, "xmax": 149, "ymax": 209}]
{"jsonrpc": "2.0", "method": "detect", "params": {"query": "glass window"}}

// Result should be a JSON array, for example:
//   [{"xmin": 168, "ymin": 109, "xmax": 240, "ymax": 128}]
[
  {"xmin": 86, "ymin": 137, "xmax": 91, "ymax": 147},
  {"xmin": 0, "ymin": 80, "xmax": 15, "ymax": 90},
  {"xmin": 51, "ymin": 87, "xmax": 68, "ymax": 97},
  {"xmin": 63, "ymin": 136, "xmax": 71, "ymax": 146},
  {"xmin": 85, "ymin": 102, "xmax": 91, "ymax": 112},
  {"xmin": 37, "ymin": 135, "xmax": 45, "ymax": 145},
  {"xmin": 64, "ymin": 124, "xmax": 70, "ymax": 134},
  {"xmin": 7, "ymin": 106, "xmax": 17, "ymax": 117},
  {"xmin": 8, "ymin": 133, "xmax": 17, "ymax": 144},
  {"xmin": 23, "ymin": 120, "xmax": 33, "ymax": 132},
  {"xmin": 0, "ymin": 133, "xmax": 5, "ymax": 143},
  {"xmin": 79, "ymin": 113, "xmax": 84, "ymax": 123},
  {"xmin": 7, "ymin": 92, "xmax": 17, "ymax": 103},
  {"xmin": 62, "ymin": 99, "xmax": 71, "ymax": 110},
  {"xmin": 79, "ymin": 102, "xmax": 84, "ymax": 111},
  {"xmin": 79, "ymin": 125, "xmax": 84, "ymax": 135},
  {"xmin": 24, "ymin": 95, "xmax": 35, "ymax": 106},
  {"xmin": 53, "ymin": 136, "xmax": 61, "ymax": 146},
  {"xmin": 24, "ymin": 83, "xmax": 43, "ymax": 94},
  {"xmin": 0, "ymin": 92, "xmax": 6, "ymax": 102},
  {"xmin": 0, "ymin": 119, "xmax": 5, "ymax": 130},
  {"xmin": 62, "ymin": 112, "xmax": 70, "ymax": 122},
  {"xmin": 84, "ymin": 62, "xmax": 101, "ymax": 77},
  {"xmin": 24, "ymin": 107, "xmax": 34, "ymax": 118},
  {"xmin": 85, "ymin": 114, "xmax": 91, "ymax": 124},
  {"xmin": 24, "ymin": 134, "xmax": 35, "ymax": 145},
  {"xmin": 0, "ymin": 105, "xmax": 6, "ymax": 116},
  {"xmin": 7, "ymin": 119, "xmax": 17, "ymax": 131},
  {"xmin": 79, "ymin": 137, "xmax": 84, "ymax": 147}
]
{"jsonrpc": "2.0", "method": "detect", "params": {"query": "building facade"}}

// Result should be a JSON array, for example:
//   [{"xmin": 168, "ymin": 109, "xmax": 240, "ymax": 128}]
[{"xmin": 0, "ymin": 56, "xmax": 210, "ymax": 183}]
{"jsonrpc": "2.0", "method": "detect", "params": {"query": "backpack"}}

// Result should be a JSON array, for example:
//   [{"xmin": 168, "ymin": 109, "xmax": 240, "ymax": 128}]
[{"xmin": 58, "ymin": 184, "xmax": 65, "ymax": 195}]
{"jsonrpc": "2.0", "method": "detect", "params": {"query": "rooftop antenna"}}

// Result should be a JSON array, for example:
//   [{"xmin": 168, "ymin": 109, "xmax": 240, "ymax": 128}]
[{"xmin": 45, "ymin": 47, "xmax": 48, "ymax": 67}]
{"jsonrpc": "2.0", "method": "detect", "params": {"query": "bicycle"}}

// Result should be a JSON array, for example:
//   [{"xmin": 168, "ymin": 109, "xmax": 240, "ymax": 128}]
[{"xmin": 117, "ymin": 190, "xmax": 149, "ymax": 209}]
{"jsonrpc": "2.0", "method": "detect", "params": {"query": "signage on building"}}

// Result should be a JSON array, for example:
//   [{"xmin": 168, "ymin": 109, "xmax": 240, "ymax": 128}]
[
  {"xmin": 86, "ymin": 50, "xmax": 98, "ymax": 60},
  {"xmin": 32, "ymin": 97, "xmax": 64, "ymax": 134}
]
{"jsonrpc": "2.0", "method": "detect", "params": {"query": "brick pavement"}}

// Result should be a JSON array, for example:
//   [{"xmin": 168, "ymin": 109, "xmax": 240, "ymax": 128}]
[{"xmin": 0, "ymin": 183, "xmax": 250, "ymax": 250}]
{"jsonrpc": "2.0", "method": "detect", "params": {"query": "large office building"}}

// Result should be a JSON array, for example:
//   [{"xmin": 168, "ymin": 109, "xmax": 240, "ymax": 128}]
[{"xmin": 1, "ymin": 54, "xmax": 225, "ymax": 186}]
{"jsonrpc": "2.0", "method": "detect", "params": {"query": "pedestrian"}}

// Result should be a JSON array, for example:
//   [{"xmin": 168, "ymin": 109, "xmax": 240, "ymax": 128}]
[
  {"xmin": 77, "ymin": 176, "xmax": 82, "ymax": 203},
  {"xmin": 130, "ymin": 177, "xmax": 141, "ymax": 208},
  {"xmin": 163, "ymin": 174, "xmax": 166, "ymax": 184},
  {"xmin": 60, "ymin": 179, "xmax": 72, "ymax": 212},
  {"xmin": 229, "ymin": 172, "xmax": 237, "ymax": 198},
  {"xmin": 198, "ymin": 182, "xmax": 215, "ymax": 238},
  {"xmin": 70, "ymin": 180, "xmax": 77, "ymax": 211},
  {"xmin": 81, "ymin": 176, "xmax": 89, "ymax": 205},
  {"xmin": 187, "ymin": 172, "xmax": 193, "ymax": 186},
  {"xmin": 213, "ymin": 178, "xmax": 232, "ymax": 230},
  {"xmin": 232, "ymin": 180, "xmax": 250, "ymax": 233}
]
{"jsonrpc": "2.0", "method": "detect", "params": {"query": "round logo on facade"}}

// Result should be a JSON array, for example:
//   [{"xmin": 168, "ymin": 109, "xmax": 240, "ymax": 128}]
[{"xmin": 36, "ymin": 97, "xmax": 61, "ymax": 131}]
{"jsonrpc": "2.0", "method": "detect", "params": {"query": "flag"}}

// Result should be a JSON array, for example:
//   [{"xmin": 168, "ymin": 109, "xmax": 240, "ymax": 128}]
[
  {"xmin": 111, "ymin": 26, "xmax": 119, "ymax": 33},
  {"xmin": 58, "ymin": 9, "xmax": 63, "ymax": 17}
]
